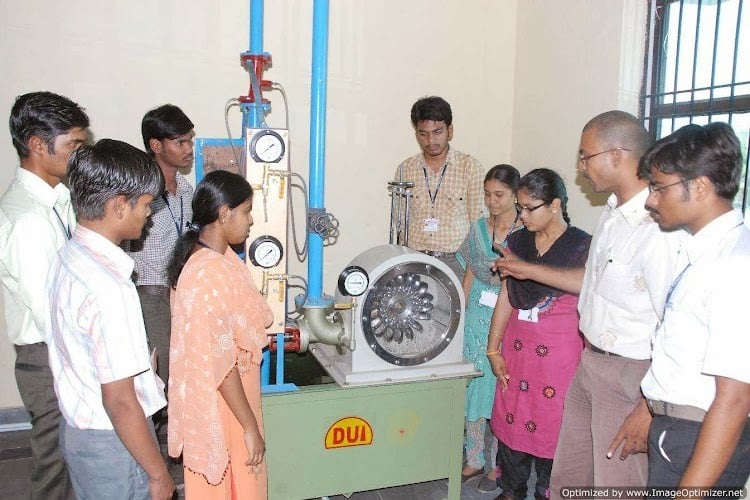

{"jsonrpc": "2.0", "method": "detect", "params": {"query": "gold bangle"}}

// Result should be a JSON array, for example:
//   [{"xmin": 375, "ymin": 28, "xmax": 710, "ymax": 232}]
[
  {"xmin": 486, "ymin": 350, "xmax": 501, "ymax": 356},
  {"xmin": 489, "ymin": 332, "xmax": 503, "ymax": 337}
]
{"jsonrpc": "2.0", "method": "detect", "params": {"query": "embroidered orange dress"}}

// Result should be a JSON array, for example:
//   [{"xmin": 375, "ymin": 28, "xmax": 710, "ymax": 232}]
[{"xmin": 169, "ymin": 248, "xmax": 272, "ymax": 499}]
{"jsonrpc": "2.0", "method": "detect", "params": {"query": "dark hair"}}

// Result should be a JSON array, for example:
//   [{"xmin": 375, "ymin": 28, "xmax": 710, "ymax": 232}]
[
  {"xmin": 68, "ymin": 139, "xmax": 164, "ymax": 221},
  {"xmin": 9, "ymin": 91, "xmax": 89, "ymax": 159},
  {"xmin": 582, "ymin": 110, "xmax": 651, "ymax": 161},
  {"xmin": 410, "ymin": 96, "xmax": 452, "ymax": 127},
  {"xmin": 519, "ymin": 168, "xmax": 571, "ymax": 224},
  {"xmin": 485, "ymin": 164, "xmax": 521, "ymax": 192},
  {"xmin": 168, "ymin": 170, "xmax": 253, "ymax": 287},
  {"xmin": 638, "ymin": 122, "xmax": 742, "ymax": 201},
  {"xmin": 141, "ymin": 104, "xmax": 194, "ymax": 155}
]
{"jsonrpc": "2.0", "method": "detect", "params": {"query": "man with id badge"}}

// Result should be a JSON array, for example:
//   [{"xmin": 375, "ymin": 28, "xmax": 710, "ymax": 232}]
[
  {"xmin": 123, "ymin": 104, "xmax": 195, "ymax": 437},
  {"xmin": 394, "ymin": 96, "xmax": 483, "ymax": 280},
  {"xmin": 639, "ymin": 123, "xmax": 750, "ymax": 492}
]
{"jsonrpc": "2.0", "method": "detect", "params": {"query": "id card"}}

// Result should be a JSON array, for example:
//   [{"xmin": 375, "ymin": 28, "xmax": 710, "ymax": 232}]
[
  {"xmin": 479, "ymin": 290, "xmax": 498, "ymax": 307},
  {"xmin": 423, "ymin": 217, "xmax": 439, "ymax": 232},
  {"xmin": 518, "ymin": 307, "xmax": 539, "ymax": 323}
]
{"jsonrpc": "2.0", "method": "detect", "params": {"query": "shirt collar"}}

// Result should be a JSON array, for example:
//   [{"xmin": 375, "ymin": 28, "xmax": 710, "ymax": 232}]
[
  {"xmin": 16, "ymin": 168, "xmax": 63, "ymax": 209},
  {"xmin": 72, "ymin": 225, "xmax": 135, "ymax": 280},
  {"xmin": 420, "ymin": 147, "xmax": 455, "ymax": 170},
  {"xmin": 685, "ymin": 209, "xmax": 744, "ymax": 263},
  {"xmin": 606, "ymin": 188, "xmax": 652, "ymax": 227}
]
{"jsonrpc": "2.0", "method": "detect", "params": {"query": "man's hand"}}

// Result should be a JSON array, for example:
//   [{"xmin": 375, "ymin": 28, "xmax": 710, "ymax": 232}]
[
  {"xmin": 607, "ymin": 398, "xmax": 652, "ymax": 460},
  {"xmin": 492, "ymin": 247, "xmax": 535, "ymax": 280},
  {"xmin": 488, "ymin": 354, "xmax": 510, "ymax": 391},
  {"xmin": 148, "ymin": 471, "xmax": 175, "ymax": 500}
]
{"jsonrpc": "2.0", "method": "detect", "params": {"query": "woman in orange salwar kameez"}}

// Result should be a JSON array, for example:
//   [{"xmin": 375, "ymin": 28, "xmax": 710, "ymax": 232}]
[{"xmin": 167, "ymin": 170, "xmax": 272, "ymax": 499}]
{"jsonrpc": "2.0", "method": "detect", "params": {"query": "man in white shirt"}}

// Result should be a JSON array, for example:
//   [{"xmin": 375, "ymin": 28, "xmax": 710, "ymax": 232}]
[
  {"xmin": 639, "ymin": 123, "xmax": 750, "ymax": 491},
  {"xmin": 47, "ymin": 139, "xmax": 173, "ymax": 500},
  {"xmin": 494, "ymin": 111, "xmax": 684, "ymax": 496},
  {"xmin": 0, "ymin": 91, "xmax": 88, "ymax": 499}
]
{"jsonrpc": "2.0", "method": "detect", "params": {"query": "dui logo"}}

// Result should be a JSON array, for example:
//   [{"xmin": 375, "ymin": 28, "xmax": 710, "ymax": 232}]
[{"xmin": 324, "ymin": 416, "xmax": 373, "ymax": 449}]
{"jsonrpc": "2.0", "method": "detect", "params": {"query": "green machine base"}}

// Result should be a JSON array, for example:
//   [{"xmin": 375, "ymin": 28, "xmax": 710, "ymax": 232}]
[{"xmin": 262, "ymin": 377, "xmax": 469, "ymax": 499}]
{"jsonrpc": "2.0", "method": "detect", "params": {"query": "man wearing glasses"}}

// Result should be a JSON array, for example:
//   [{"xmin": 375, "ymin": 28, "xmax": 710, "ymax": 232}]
[
  {"xmin": 394, "ymin": 96, "xmax": 483, "ymax": 280},
  {"xmin": 639, "ymin": 123, "xmax": 749, "ymax": 491},
  {"xmin": 495, "ymin": 111, "xmax": 684, "ymax": 495}
]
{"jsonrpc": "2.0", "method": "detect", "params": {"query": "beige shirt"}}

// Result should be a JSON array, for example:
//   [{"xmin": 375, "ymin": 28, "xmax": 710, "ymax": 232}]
[{"xmin": 394, "ymin": 148, "xmax": 483, "ymax": 253}]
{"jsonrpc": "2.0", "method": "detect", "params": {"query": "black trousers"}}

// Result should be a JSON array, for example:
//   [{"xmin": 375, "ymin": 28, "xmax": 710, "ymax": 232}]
[
  {"xmin": 496, "ymin": 439, "xmax": 553, "ymax": 499},
  {"xmin": 647, "ymin": 414, "xmax": 750, "ymax": 498}
]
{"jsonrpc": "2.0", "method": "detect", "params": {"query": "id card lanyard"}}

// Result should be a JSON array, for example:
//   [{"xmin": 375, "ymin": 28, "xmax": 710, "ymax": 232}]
[
  {"xmin": 163, "ymin": 192, "xmax": 184, "ymax": 236},
  {"xmin": 422, "ymin": 163, "xmax": 448, "ymax": 217}
]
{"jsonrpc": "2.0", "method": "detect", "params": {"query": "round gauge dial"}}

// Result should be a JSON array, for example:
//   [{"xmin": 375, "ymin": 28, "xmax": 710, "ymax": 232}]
[
  {"xmin": 249, "ymin": 129, "xmax": 285, "ymax": 163},
  {"xmin": 248, "ymin": 235, "xmax": 283, "ymax": 268},
  {"xmin": 338, "ymin": 266, "xmax": 369, "ymax": 297}
]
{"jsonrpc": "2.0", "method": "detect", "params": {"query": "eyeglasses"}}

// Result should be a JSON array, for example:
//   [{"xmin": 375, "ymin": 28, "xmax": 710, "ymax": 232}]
[
  {"xmin": 647, "ymin": 179, "xmax": 688, "ymax": 194},
  {"xmin": 515, "ymin": 202, "xmax": 547, "ymax": 214},
  {"xmin": 578, "ymin": 147, "xmax": 631, "ymax": 164}
]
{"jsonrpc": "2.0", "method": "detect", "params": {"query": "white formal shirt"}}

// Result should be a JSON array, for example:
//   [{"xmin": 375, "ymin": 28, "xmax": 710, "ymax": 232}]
[
  {"xmin": 642, "ymin": 209, "xmax": 750, "ymax": 412},
  {"xmin": 0, "ymin": 168, "xmax": 75, "ymax": 345},
  {"xmin": 578, "ymin": 189, "xmax": 685, "ymax": 359},
  {"xmin": 46, "ymin": 225, "xmax": 166, "ymax": 430}
]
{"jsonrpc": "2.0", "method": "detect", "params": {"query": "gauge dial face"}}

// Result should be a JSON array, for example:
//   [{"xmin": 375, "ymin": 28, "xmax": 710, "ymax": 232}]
[
  {"xmin": 249, "ymin": 235, "xmax": 283, "ymax": 268},
  {"xmin": 338, "ymin": 266, "xmax": 369, "ymax": 296},
  {"xmin": 250, "ymin": 130, "xmax": 285, "ymax": 163}
]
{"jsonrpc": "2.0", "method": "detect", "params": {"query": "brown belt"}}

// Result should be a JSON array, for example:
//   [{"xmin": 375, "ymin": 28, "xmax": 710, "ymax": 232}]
[
  {"xmin": 137, "ymin": 285, "xmax": 170, "ymax": 299},
  {"xmin": 647, "ymin": 399, "xmax": 706, "ymax": 423},
  {"xmin": 586, "ymin": 342, "xmax": 623, "ymax": 358}
]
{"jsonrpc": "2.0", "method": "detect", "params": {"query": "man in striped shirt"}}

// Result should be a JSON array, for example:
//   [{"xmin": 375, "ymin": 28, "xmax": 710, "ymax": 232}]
[{"xmin": 46, "ymin": 139, "xmax": 173, "ymax": 500}]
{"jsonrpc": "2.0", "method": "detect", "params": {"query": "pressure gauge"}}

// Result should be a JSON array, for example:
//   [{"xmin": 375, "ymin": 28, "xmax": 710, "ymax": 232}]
[
  {"xmin": 338, "ymin": 266, "xmax": 370, "ymax": 297},
  {"xmin": 248, "ymin": 235, "xmax": 283, "ymax": 268},
  {"xmin": 249, "ymin": 129, "xmax": 285, "ymax": 163}
]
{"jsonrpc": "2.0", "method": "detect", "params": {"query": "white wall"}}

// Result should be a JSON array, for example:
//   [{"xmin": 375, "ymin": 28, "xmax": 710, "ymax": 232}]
[
  {"xmin": 511, "ymin": 0, "xmax": 647, "ymax": 232},
  {"xmin": 0, "ymin": 0, "xmax": 517, "ymax": 408},
  {"xmin": 0, "ymin": 0, "xmax": 647, "ymax": 409}
]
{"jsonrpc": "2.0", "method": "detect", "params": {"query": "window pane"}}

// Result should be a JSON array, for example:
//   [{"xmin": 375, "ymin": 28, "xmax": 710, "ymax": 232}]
[{"xmin": 661, "ymin": 0, "xmax": 749, "ymax": 103}]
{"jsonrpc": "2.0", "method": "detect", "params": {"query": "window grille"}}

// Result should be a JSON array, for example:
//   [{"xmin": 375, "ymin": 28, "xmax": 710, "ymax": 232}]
[{"xmin": 642, "ymin": 0, "xmax": 750, "ymax": 210}]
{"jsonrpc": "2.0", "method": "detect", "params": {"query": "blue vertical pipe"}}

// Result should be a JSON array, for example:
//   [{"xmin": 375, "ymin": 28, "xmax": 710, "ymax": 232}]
[
  {"xmin": 249, "ymin": 0, "xmax": 263, "ymax": 53},
  {"xmin": 244, "ymin": 0, "xmax": 266, "ymax": 129},
  {"xmin": 250, "ymin": 0, "xmax": 270, "ymax": 387},
  {"xmin": 306, "ymin": 0, "xmax": 329, "ymax": 303}
]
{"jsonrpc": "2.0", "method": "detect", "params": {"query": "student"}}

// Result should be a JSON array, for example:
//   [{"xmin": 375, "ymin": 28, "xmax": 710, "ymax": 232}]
[
  {"xmin": 487, "ymin": 169, "xmax": 591, "ymax": 500},
  {"xmin": 0, "ymin": 90, "xmax": 88, "ymax": 500},
  {"xmin": 46, "ymin": 139, "xmax": 173, "ymax": 500},
  {"xmin": 456, "ymin": 164, "xmax": 521, "ymax": 490},
  {"xmin": 639, "ymin": 123, "xmax": 750, "ymax": 491},
  {"xmin": 127, "ymin": 104, "xmax": 195, "ymax": 419},
  {"xmin": 168, "ymin": 170, "xmax": 272, "ymax": 499},
  {"xmin": 394, "ymin": 95, "xmax": 484, "ymax": 279}
]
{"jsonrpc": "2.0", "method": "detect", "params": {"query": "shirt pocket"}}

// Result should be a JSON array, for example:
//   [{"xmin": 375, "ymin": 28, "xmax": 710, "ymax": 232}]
[
  {"xmin": 594, "ymin": 260, "xmax": 649, "ymax": 307},
  {"xmin": 442, "ymin": 188, "xmax": 467, "ymax": 218}
]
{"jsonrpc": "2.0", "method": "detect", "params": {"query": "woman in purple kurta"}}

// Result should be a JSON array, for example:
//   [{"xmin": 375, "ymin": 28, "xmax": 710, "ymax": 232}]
[{"xmin": 487, "ymin": 169, "xmax": 591, "ymax": 500}]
